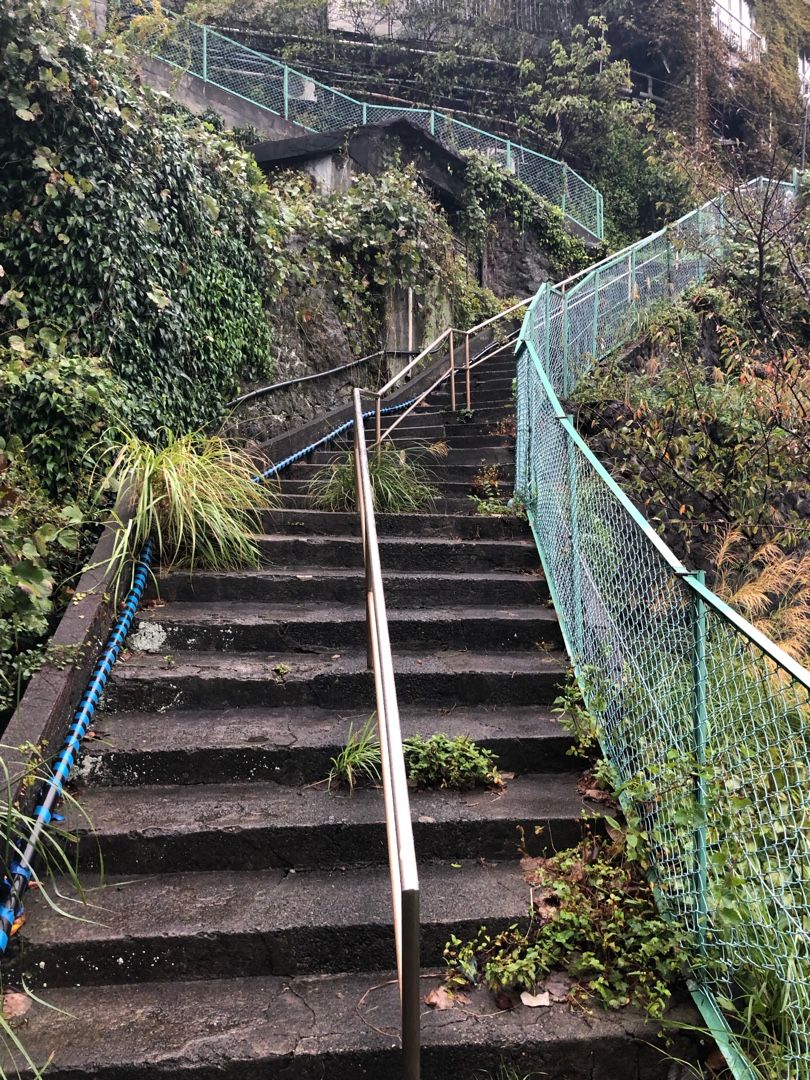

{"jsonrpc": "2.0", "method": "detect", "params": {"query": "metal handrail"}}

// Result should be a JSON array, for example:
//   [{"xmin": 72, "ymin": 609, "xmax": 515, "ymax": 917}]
[
  {"xmin": 351, "ymin": 388, "xmax": 420, "ymax": 1079},
  {"xmin": 372, "ymin": 297, "xmax": 528, "ymax": 447},
  {"xmin": 227, "ymin": 350, "xmax": 387, "ymax": 408}
]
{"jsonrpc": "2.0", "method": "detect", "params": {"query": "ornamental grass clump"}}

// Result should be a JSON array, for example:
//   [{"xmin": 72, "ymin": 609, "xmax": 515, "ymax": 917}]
[
  {"xmin": 100, "ymin": 429, "xmax": 273, "ymax": 577},
  {"xmin": 308, "ymin": 445, "xmax": 438, "ymax": 514}
]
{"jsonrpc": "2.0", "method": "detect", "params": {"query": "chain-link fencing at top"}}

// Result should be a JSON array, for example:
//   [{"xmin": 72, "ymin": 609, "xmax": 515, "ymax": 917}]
[
  {"xmin": 515, "ymin": 176, "xmax": 808, "ymax": 1079},
  {"xmin": 141, "ymin": 12, "xmax": 604, "ymax": 241}
]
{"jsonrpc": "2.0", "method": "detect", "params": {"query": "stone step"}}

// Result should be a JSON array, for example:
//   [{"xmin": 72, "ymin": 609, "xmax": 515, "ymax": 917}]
[
  {"xmin": 260, "ymin": 509, "xmax": 527, "ymax": 539},
  {"xmin": 80, "ymin": 704, "xmax": 577, "ymax": 787},
  {"xmin": 69, "ymin": 771, "xmax": 592, "ymax": 874},
  {"xmin": 285, "ymin": 462, "xmax": 516, "ymax": 485},
  {"xmin": 255, "ymin": 533, "xmax": 535, "ymax": 571},
  {"xmin": 130, "ymin": 602, "xmax": 562, "ymax": 655},
  {"xmin": 102, "ymin": 649, "xmax": 568, "ymax": 712},
  {"xmin": 307, "ymin": 446, "xmax": 515, "ymax": 467},
  {"xmin": 278, "ymin": 478, "xmax": 516, "ymax": 499},
  {"xmin": 15, "ymin": 861, "xmax": 530, "ymax": 987},
  {"xmin": 0, "ymin": 969, "xmax": 694, "ymax": 1080},
  {"xmin": 152, "ymin": 567, "xmax": 547, "ymax": 607}
]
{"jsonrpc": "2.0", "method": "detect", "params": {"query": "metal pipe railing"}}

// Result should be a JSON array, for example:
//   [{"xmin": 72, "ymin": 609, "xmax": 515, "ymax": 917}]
[
  {"xmin": 371, "ymin": 297, "xmax": 529, "ymax": 452},
  {"xmin": 352, "ymin": 388, "xmax": 420, "ymax": 1079}
]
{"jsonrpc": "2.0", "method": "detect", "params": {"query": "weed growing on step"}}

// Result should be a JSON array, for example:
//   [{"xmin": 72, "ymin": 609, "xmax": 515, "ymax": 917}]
[
  {"xmin": 471, "ymin": 463, "xmax": 503, "ymax": 499},
  {"xmin": 473, "ymin": 1067, "xmax": 539, "ymax": 1080},
  {"xmin": 327, "ymin": 718, "xmax": 382, "ymax": 792},
  {"xmin": 403, "ymin": 734, "xmax": 502, "ymax": 790},
  {"xmin": 490, "ymin": 415, "xmax": 517, "ymax": 439},
  {"xmin": 99, "ymin": 429, "xmax": 273, "ymax": 583},
  {"xmin": 469, "ymin": 495, "xmax": 527, "ymax": 519},
  {"xmin": 308, "ymin": 445, "xmax": 438, "ymax": 514},
  {"xmin": 443, "ymin": 831, "xmax": 683, "ymax": 1018}
]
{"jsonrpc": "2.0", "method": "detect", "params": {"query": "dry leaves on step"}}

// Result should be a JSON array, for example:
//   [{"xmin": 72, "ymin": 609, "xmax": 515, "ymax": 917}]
[
  {"xmin": 520, "ymin": 990, "xmax": 550, "ymax": 1008},
  {"xmin": 3, "ymin": 992, "xmax": 32, "ymax": 1022},
  {"xmin": 10, "ymin": 912, "xmax": 26, "ymax": 936},
  {"xmin": 544, "ymin": 972, "xmax": 574, "ymax": 1002},
  {"xmin": 424, "ymin": 986, "xmax": 468, "ymax": 1011}
]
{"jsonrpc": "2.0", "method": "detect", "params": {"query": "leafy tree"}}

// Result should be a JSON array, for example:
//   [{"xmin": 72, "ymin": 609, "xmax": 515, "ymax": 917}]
[{"xmin": 520, "ymin": 16, "xmax": 693, "ymax": 243}]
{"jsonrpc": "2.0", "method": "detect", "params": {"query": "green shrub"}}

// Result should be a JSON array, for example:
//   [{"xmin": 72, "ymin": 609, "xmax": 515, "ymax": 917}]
[
  {"xmin": 99, "ymin": 429, "xmax": 273, "ymax": 576},
  {"xmin": 308, "ymin": 445, "xmax": 438, "ymax": 514},
  {"xmin": 403, "ymin": 733, "xmax": 501, "ymax": 790},
  {"xmin": 327, "ymin": 717, "xmax": 382, "ymax": 792}
]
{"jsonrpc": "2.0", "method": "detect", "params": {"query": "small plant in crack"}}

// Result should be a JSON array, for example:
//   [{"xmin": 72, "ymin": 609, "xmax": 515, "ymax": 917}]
[
  {"xmin": 471, "ymin": 462, "xmax": 502, "ymax": 498},
  {"xmin": 456, "ymin": 407, "xmax": 475, "ymax": 423},
  {"xmin": 273, "ymin": 663, "xmax": 291, "ymax": 681},
  {"xmin": 327, "ymin": 717, "xmax": 382, "ymax": 792},
  {"xmin": 490, "ymin": 415, "xmax": 516, "ymax": 439},
  {"xmin": 469, "ymin": 494, "xmax": 526, "ymax": 519},
  {"xmin": 403, "ymin": 733, "xmax": 502, "ymax": 791}
]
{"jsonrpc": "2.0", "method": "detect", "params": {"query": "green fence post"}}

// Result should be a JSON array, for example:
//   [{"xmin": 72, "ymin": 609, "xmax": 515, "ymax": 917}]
[
  {"xmin": 565, "ymin": 417, "xmax": 584, "ymax": 663},
  {"xmin": 362, "ymin": 102, "xmax": 368, "ymax": 125},
  {"xmin": 591, "ymin": 270, "xmax": 599, "ymax": 362},
  {"xmin": 430, "ymin": 110, "xmax": 436, "ymax": 136},
  {"xmin": 283, "ymin": 68, "xmax": 289, "ymax": 119},
  {"xmin": 506, "ymin": 140, "xmax": 513, "ymax": 171},
  {"xmin": 543, "ymin": 287, "xmax": 552, "ymax": 373},
  {"xmin": 561, "ymin": 289, "xmax": 570, "ymax": 396},
  {"xmin": 561, "ymin": 163, "xmax": 568, "ymax": 215},
  {"xmin": 202, "ymin": 25, "xmax": 208, "ymax": 82},
  {"xmin": 691, "ymin": 570, "xmax": 709, "ymax": 957}
]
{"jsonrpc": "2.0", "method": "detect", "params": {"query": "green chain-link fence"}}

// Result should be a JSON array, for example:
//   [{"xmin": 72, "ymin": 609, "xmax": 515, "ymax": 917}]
[
  {"xmin": 142, "ymin": 13, "xmax": 604, "ymax": 240},
  {"xmin": 515, "ymin": 178, "xmax": 808, "ymax": 1078}
]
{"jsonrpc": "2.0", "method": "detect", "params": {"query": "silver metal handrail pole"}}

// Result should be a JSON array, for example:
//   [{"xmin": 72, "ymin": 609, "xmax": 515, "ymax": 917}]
[{"xmin": 352, "ymin": 389, "xmax": 421, "ymax": 1080}]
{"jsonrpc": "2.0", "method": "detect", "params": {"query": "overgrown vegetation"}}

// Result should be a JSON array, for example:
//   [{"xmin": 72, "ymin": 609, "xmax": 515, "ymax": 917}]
[
  {"xmin": 404, "ymin": 733, "xmax": 502, "ymax": 790},
  {"xmin": 326, "ymin": 724, "xmax": 502, "ymax": 792},
  {"xmin": 444, "ymin": 830, "xmax": 683, "ymax": 1019},
  {"xmin": 573, "ymin": 182, "xmax": 810, "ymax": 642},
  {"xmin": 98, "ymin": 430, "xmax": 271, "ymax": 581},
  {"xmin": 308, "ymin": 445, "xmax": 439, "ymax": 514}
]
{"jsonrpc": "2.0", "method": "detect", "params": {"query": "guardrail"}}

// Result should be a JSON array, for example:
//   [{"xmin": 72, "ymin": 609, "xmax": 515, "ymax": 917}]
[
  {"xmin": 140, "ymin": 13, "xmax": 604, "ymax": 240},
  {"xmin": 370, "ymin": 296, "xmax": 529, "ymax": 448},
  {"xmin": 712, "ymin": 3, "xmax": 764, "ymax": 62},
  {"xmin": 351, "ymin": 387, "xmax": 421, "ymax": 1079},
  {"xmin": 514, "ymin": 175, "xmax": 807, "ymax": 1078}
]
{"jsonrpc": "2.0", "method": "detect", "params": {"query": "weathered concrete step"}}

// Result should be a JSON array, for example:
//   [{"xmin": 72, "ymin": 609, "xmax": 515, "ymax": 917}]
[
  {"xmin": 103, "ymin": 649, "xmax": 567, "ymax": 712},
  {"xmin": 80, "ymin": 704, "xmax": 576, "ymax": 787},
  {"xmin": 0, "ymin": 969, "xmax": 697, "ymax": 1080},
  {"xmin": 260, "ymin": 508, "xmax": 527, "ymax": 539},
  {"xmin": 285, "ymin": 462, "xmax": 516, "ymax": 485},
  {"xmin": 443, "ymin": 432, "xmax": 515, "ymax": 449},
  {"xmin": 255, "ymin": 533, "xmax": 535, "ymax": 571},
  {"xmin": 131, "ymin": 602, "xmax": 561, "ymax": 654},
  {"xmin": 307, "ymin": 446, "xmax": 515, "ymax": 466},
  {"xmin": 15, "ymin": 862, "xmax": 530, "ymax": 987},
  {"xmin": 153, "ymin": 567, "xmax": 547, "ymax": 607},
  {"xmin": 70, "ymin": 772, "xmax": 592, "ymax": 873},
  {"xmin": 278, "ymin": 478, "xmax": 515, "ymax": 499},
  {"xmin": 276, "ymin": 493, "xmax": 484, "ymax": 514}
]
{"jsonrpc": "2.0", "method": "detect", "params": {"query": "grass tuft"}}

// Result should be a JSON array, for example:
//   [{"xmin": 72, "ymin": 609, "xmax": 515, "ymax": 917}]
[
  {"xmin": 308, "ymin": 445, "xmax": 438, "ymax": 514},
  {"xmin": 97, "ymin": 428, "xmax": 274, "ymax": 580},
  {"xmin": 327, "ymin": 718, "xmax": 382, "ymax": 792}
]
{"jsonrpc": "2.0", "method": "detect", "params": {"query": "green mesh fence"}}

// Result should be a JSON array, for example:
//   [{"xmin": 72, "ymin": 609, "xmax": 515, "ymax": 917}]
[
  {"xmin": 515, "ymin": 179, "xmax": 809, "ymax": 1078},
  {"xmin": 143, "ymin": 14, "xmax": 604, "ymax": 240}
]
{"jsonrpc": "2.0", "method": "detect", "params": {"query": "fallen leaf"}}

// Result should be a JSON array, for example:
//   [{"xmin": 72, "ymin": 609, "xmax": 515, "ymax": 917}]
[
  {"xmin": 500, "ymin": 772, "xmax": 516, "ymax": 781},
  {"xmin": 10, "ymin": 913, "xmax": 26, "ymax": 936},
  {"xmin": 530, "ymin": 885, "xmax": 559, "ymax": 922},
  {"xmin": 3, "ymin": 992, "xmax": 31, "ymax": 1021},
  {"xmin": 582, "ymin": 787, "xmax": 613, "ymax": 803},
  {"xmin": 295, "ymin": 574, "xmax": 314, "ymax": 581},
  {"xmin": 424, "ymin": 986, "xmax": 455, "ymax": 1010},
  {"xmin": 418, "ymin": 815, "xmax": 435, "ymax": 824},
  {"xmin": 520, "ymin": 990, "xmax": 551, "ymax": 1008}
]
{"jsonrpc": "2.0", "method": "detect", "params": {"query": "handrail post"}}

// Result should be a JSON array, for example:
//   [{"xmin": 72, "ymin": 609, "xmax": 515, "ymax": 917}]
[
  {"xmin": 283, "ymin": 67, "xmax": 289, "ymax": 119},
  {"xmin": 402, "ymin": 887, "xmax": 421, "ymax": 1080},
  {"xmin": 464, "ymin": 333, "xmax": 472, "ymax": 410},
  {"xmin": 354, "ymin": 414, "xmax": 373, "ymax": 670},
  {"xmin": 449, "ymin": 330, "xmax": 456, "ymax": 413},
  {"xmin": 375, "ymin": 394, "xmax": 382, "ymax": 461}
]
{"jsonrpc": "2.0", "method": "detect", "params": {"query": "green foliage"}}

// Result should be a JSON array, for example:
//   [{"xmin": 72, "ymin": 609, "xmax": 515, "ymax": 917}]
[
  {"xmin": 327, "ymin": 717, "xmax": 381, "ymax": 792},
  {"xmin": 519, "ymin": 17, "xmax": 693, "ymax": 243},
  {"xmin": 403, "ymin": 733, "xmax": 501, "ymax": 790},
  {"xmin": 444, "ymin": 834, "xmax": 683, "ymax": 1018},
  {"xmin": 0, "ymin": 440, "xmax": 88, "ymax": 721},
  {"xmin": 1, "ymin": 0, "xmax": 276, "ymax": 441},
  {"xmin": 460, "ymin": 151, "xmax": 594, "ymax": 276},
  {"xmin": 308, "ymin": 445, "xmax": 438, "ymax": 514},
  {"xmin": 468, "ymin": 494, "xmax": 527, "ymax": 519},
  {"xmin": 99, "ymin": 429, "xmax": 272, "ymax": 576}
]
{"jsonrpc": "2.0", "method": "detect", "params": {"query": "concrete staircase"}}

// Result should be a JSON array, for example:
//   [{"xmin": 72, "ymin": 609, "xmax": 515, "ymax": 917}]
[{"xmin": 5, "ymin": 356, "xmax": 687, "ymax": 1078}]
